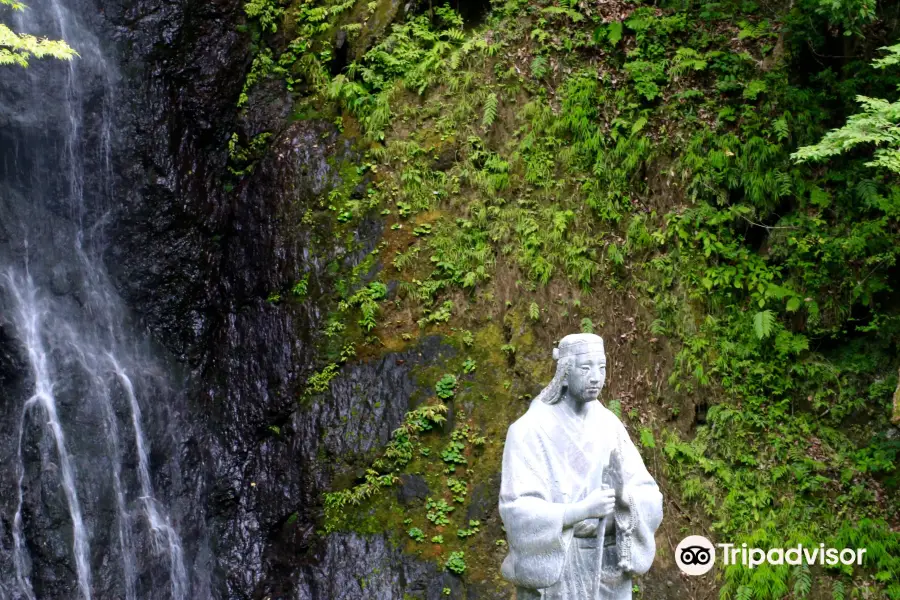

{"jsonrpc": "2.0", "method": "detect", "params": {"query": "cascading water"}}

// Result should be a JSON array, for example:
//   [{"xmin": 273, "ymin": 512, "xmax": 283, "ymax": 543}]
[{"xmin": 0, "ymin": 0, "xmax": 189, "ymax": 598}]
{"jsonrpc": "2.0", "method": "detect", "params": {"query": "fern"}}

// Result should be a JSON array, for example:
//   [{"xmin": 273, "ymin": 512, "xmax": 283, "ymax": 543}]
[
  {"xmin": 670, "ymin": 47, "xmax": 708, "ymax": 76},
  {"xmin": 540, "ymin": 6, "xmax": 584, "ymax": 22},
  {"xmin": 793, "ymin": 564, "xmax": 812, "ymax": 598},
  {"xmin": 482, "ymin": 92, "xmax": 499, "ymax": 129},
  {"xmin": 792, "ymin": 45, "xmax": 900, "ymax": 173},
  {"xmin": 530, "ymin": 55, "xmax": 549, "ymax": 79},
  {"xmin": 753, "ymin": 310, "xmax": 775, "ymax": 340},
  {"xmin": 832, "ymin": 580, "xmax": 845, "ymax": 600},
  {"xmin": 244, "ymin": 0, "xmax": 285, "ymax": 33}
]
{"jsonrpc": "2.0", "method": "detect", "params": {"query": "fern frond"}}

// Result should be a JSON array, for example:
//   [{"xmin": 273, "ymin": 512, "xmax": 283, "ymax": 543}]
[
  {"xmin": 482, "ymin": 92, "xmax": 499, "ymax": 129},
  {"xmin": 753, "ymin": 310, "xmax": 775, "ymax": 339}
]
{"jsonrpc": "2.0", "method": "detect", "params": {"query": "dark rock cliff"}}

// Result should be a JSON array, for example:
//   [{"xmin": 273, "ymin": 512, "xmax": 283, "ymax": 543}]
[
  {"xmin": 0, "ymin": 0, "xmax": 468, "ymax": 597},
  {"xmin": 103, "ymin": 0, "xmax": 464, "ymax": 597}
]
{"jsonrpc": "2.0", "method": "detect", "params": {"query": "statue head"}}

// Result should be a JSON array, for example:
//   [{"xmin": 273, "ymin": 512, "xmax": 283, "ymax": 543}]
[{"xmin": 535, "ymin": 333, "xmax": 606, "ymax": 406}]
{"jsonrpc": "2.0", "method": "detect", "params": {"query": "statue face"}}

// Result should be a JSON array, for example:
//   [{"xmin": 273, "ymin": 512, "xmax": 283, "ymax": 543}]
[{"xmin": 566, "ymin": 351, "xmax": 606, "ymax": 404}]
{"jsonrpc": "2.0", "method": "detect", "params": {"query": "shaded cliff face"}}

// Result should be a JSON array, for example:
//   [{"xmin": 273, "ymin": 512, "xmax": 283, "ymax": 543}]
[{"xmin": 102, "ymin": 0, "xmax": 435, "ymax": 595}]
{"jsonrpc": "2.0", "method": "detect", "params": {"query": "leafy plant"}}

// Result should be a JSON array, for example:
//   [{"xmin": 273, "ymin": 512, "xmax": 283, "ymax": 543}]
[
  {"xmin": 436, "ymin": 374, "xmax": 458, "ymax": 399},
  {"xmin": 441, "ymin": 440, "xmax": 466, "ymax": 466},
  {"xmin": 482, "ymin": 92, "xmax": 498, "ymax": 129},
  {"xmin": 792, "ymin": 44, "xmax": 900, "ymax": 174},
  {"xmin": 445, "ymin": 551, "xmax": 466, "ymax": 574},
  {"xmin": 457, "ymin": 519, "xmax": 481, "ymax": 538},
  {"xmin": 447, "ymin": 476, "xmax": 467, "ymax": 502},
  {"xmin": 1, "ymin": 0, "xmax": 76, "ymax": 67},
  {"xmin": 292, "ymin": 274, "xmax": 310, "ymax": 299},
  {"xmin": 425, "ymin": 497, "xmax": 455, "ymax": 526}
]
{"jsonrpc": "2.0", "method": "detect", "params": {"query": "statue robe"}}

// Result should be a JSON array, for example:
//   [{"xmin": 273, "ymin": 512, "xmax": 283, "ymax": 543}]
[{"xmin": 499, "ymin": 399, "xmax": 663, "ymax": 600}]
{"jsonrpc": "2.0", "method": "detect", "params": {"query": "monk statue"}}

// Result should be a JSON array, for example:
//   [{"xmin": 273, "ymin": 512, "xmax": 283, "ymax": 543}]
[{"xmin": 498, "ymin": 333, "xmax": 663, "ymax": 599}]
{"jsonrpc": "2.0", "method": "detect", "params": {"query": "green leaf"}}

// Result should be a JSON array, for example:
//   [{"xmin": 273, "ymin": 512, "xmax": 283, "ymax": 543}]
[
  {"xmin": 786, "ymin": 297, "xmax": 801, "ymax": 312},
  {"xmin": 608, "ymin": 21, "xmax": 623, "ymax": 46},
  {"xmin": 0, "ymin": 21, "xmax": 77, "ymax": 67},
  {"xmin": 482, "ymin": 92, "xmax": 498, "ymax": 129},
  {"xmin": 809, "ymin": 186, "xmax": 831, "ymax": 207},
  {"xmin": 632, "ymin": 116, "xmax": 648, "ymax": 133},
  {"xmin": 753, "ymin": 310, "xmax": 776, "ymax": 339},
  {"xmin": 743, "ymin": 79, "xmax": 767, "ymax": 100}
]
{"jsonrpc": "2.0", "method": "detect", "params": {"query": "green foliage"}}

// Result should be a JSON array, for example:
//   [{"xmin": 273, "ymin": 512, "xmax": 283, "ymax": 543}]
[
  {"xmin": 456, "ymin": 519, "xmax": 480, "ymax": 538},
  {"xmin": 435, "ymin": 374, "xmax": 458, "ymax": 399},
  {"xmin": 279, "ymin": 0, "xmax": 900, "ymax": 592},
  {"xmin": 607, "ymin": 399, "xmax": 622, "ymax": 418},
  {"xmin": 752, "ymin": 310, "xmax": 776, "ymax": 340},
  {"xmin": 228, "ymin": 131, "xmax": 273, "ymax": 176},
  {"xmin": 832, "ymin": 580, "xmax": 844, "ymax": 600},
  {"xmin": 669, "ymin": 47, "xmax": 709, "ymax": 77},
  {"xmin": 292, "ymin": 274, "xmax": 310, "ymax": 299},
  {"xmin": 793, "ymin": 564, "xmax": 811, "ymax": 598},
  {"xmin": 244, "ymin": 0, "xmax": 285, "ymax": 33},
  {"xmin": 792, "ymin": 45, "xmax": 900, "ymax": 174},
  {"xmin": 445, "ymin": 551, "xmax": 466, "ymax": 574},
  {"xmin": 482, "ymin": 92, "xmax": 498, "ymax": 129},
  {"xmin": 625, "ymin": 60, "xmax": 668, "ymax": 101},
  {"xmin": 425, "ymin": 497, "xmax": 455, "ymax": 525},
  {"xmin": 408, "ymin": 527, "xmax": 425, "ymax": 542},
  {"xmin": 447, "ymin": 476, "xmax": 467, "ymax": 502},
  {"xmin": 413, "ymin": 223, "xmax": 433, "ymax": 237},
  {"xmin": 419, "ymin": 299, "xmax": 454, "ymax": 327},
  {"xmin": 326, "ymin": 6, "xmax": 468, "ymax": 140},
  {"xmin": 1, "ymin": 0, "xmax": 76, "ymax": 67},
  {"xmin": 323, "ymin": 403, "xmax": 448, "ymax": 532},
  {"xmin": 341, "ymin": 281, "xmax": 388, "ymax": 331},
  {"xmin": 807, "ymin": 0, "xmax": 876, "ymax": 37},
  {"xmin": 237, "ymin": 48, "xmax": 287, "ymax": 107},
  {"xmin": 304, "ymin": 363, "xmax": 339, "ymax": 396},
  {"xmin": 440, "ymin": 440, "xmax": 466, "ymax": 466},
  {"xmin": 530, "ymin": 55, "xmax": 548, "ymax": 79}
]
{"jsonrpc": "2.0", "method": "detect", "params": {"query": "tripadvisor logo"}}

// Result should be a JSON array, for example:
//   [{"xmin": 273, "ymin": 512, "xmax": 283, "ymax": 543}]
[
  {"xmin": 675, "ymin": 535, "xmax": 716, "ymax": 575},
  {"xmin": 675, "ymin": 536, "xmax": 867, "ymax": 576}
]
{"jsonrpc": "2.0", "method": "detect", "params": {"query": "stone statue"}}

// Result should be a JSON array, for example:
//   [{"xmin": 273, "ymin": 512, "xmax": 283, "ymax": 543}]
[{"xmin": 498, "ymin": 333, "xmax": 663, "ymax": 599}]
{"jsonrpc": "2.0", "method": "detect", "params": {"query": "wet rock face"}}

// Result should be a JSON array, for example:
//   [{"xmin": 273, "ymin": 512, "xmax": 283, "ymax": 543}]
[
  {"xmin": 93, "ymin": 0, "xmax": 463, "ymax": 596},
  {"xmin": 0, "ymin": 0, "xmax": 480, "ymax": 596},
  {"xmin": 294, "ymin": 532, "xmax": 460, "ymax": 600}
]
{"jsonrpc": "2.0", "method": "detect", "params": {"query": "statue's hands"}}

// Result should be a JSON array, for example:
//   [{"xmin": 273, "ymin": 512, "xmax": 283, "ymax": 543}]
[
  {"xmin": 564, "ymin": 489, "xmax": 615, "ymax": 526},
  {"xmin": 572, "ymin": 518, "xmax": 599, "ymax": 537},
  {"xmin": 581, "ymin": 488, "xmax": 616, "ymax": 519}
]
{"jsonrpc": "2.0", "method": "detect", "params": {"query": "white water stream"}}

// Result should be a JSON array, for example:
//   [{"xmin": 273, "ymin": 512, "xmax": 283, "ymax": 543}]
[{"xmin": 0, "ymin": 1, "xmax": 188, "ymax": 598}]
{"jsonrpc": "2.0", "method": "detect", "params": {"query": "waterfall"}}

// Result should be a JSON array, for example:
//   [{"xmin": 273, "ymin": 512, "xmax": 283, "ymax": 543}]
[
  {"xmin": 112, "ymin": 359, "xmax": 188, "ymax": 600},
  {"xmin": 7, "ymin": 270, "xmax": 93, "ymax": 600},
  {"xmin": 0, "ymin": 0, "xmax": 189, "ymax": 597}
]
